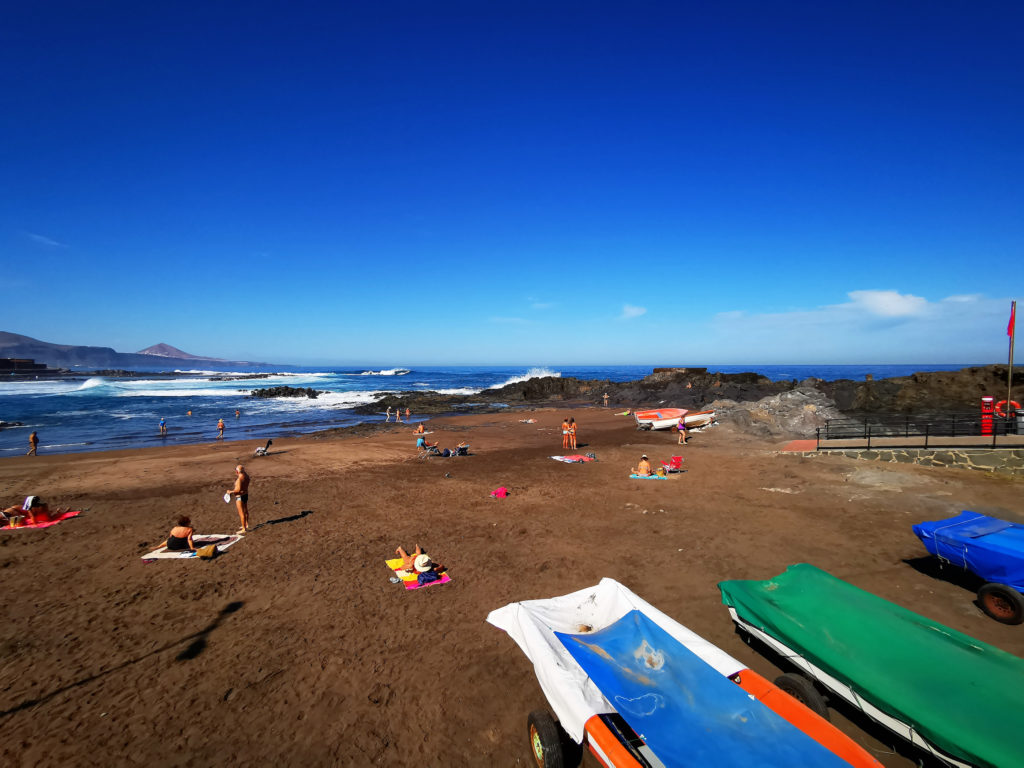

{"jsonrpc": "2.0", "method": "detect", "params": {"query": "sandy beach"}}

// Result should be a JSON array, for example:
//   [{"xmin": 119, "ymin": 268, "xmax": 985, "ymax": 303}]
[{"xmin": 2, "ymin": 407, "xmax": 1022, "ymax": 767}]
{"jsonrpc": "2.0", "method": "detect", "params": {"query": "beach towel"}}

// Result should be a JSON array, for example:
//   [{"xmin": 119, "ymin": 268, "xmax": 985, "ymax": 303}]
[
  {"xmin": 385, "ymin": 558, "xmax": 452, "ymax": 590},
  {"xmin": 3, "ymin": 509, "xmax": 82, "ymax": 531},
  {"xmin": 630, "ymin": 474, "xmax": 668, "ymax": 480},
  {"xmin": 141, "ymin": 534, "xmax": 244, "ymax": 561},
  {"xmin": 550, "ymin": 455, "xmax": 595, "ymax": 463},
  {"xmin": 491, "ymin": 486, "xmax": 508, "ymax": 498}
]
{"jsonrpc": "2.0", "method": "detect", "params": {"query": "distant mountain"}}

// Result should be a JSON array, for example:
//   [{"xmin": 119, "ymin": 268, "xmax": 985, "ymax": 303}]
[
  {"xmin": 0, "ymin": 331, "xmax": 269, "ymax": 370},
  {"xmin": 137, "ymin": 343, "xmax": 227, "ymax": 362}
]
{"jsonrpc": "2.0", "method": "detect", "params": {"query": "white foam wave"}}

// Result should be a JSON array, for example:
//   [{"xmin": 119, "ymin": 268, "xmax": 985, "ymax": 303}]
[
  {"xmin": 78, "ymin": 377, "xmax": 108, "ymax": 390},
  {"xmin": 434, "ymin": 387, "xmax": 478, "ymax": 396},
  {"xmin": 249, "ymin": 390, "xmax": 384, "ymax": 410},
  {"xmin": 120, "ymin": 388, "xmax": 248, "ymax": 398},
  {"xmin": 358, "ymin": 368, "xmax": 411, "ymax": 376},
  {"xmin": 488, "ymin": 367, "xmax": 561, "ymax": 389}
]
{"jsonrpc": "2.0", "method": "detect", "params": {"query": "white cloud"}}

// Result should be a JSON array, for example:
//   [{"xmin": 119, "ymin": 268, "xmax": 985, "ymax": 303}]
[
  {"xmin": 530, "ymin": 301, "xmax": 554, "ymax": 310},
  {"xmin": 620, "ymin": 304, "xmax": 647, "ymax": 320},
  {"xmin": 847, "ymin": 290, "xmax": 927, "ymax": 317},
  {"xmin": 26, "ymin": 232, "xmax": 67, "ymax": 248}
]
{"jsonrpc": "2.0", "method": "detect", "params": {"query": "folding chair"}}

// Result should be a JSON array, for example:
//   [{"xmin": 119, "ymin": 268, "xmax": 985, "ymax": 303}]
[{"xmin": 661, "ymin": 456, "xmax": 684, "ymax": 473}]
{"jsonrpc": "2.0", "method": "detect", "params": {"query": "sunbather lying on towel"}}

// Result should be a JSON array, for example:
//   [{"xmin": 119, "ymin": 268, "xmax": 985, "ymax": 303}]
[
  {"xmin": 3, "ymin": 496, "xmax": 69, "ymax": 526},
  {"xmin": 163, "ymin": 516, "xmax": 196, "ymax": 552},
  {"xmin": 630, "ymin": 454, "xmax": 652, "ymax": 476},
  {"xmin": 395, "ymin": 545, "xmax": 447, "ymax": 584}
]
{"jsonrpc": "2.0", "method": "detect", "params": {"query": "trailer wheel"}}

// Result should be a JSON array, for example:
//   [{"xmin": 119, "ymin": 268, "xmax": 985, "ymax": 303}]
[
  {"xmin": 774, "ymin": 673, "xmax": 830, "ymax": 721},
  {"xmin": 527, "ymin": 710, "xmax": 565, "ymax": 768},
  {"xmin": 978, "ymin": 583, "xmax": 1024, "ymax": 625}
]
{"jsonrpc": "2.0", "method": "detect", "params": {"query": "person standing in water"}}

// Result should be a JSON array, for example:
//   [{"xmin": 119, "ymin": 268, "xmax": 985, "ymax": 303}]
[
  {"xmin": 603, "ymin": 392, "xmax": 609, "ymax": 407},
  {"xmin": 159, "ymin": 418, "xmax": 167, "ymax": 435},
  {"xmin": 385, "ymin": 406, "xmax": 392, "ymax": 422},
  {"xmin": 27, "ymin": 431, "xmax": 39, "ymax": 456},
  {"xmin": 235, "ymin": 409, "xmax": 240, "ymax": 419},
  {"xmin": 217, "ymin": 418, "xmax": 225, "ymax": 439},
  {"xmin": 227, "ymin": 465, "xmax": 251, "ymax": 533}
]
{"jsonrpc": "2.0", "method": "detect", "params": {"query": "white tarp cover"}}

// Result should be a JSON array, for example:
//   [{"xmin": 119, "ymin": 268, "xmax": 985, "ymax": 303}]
[{"xmin": 485, "ymin": 578, "xmax": 745, "ymax": 744}]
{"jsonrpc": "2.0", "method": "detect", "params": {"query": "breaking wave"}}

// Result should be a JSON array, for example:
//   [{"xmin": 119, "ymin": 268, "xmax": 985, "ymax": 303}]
[{"xmin": 488, "ymin": 367, "xmax": 561, "ymax": 389}]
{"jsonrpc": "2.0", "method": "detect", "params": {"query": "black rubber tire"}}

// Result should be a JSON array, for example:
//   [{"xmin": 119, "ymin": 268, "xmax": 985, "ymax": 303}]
[
  {"xmin": 978, "ymin": 583, "xmax": 1024, "ymax": 625},
  {"xmin": 527, "ymin": 710, "xmax": 565, "ymax": 768},
  {"xmin": 774, "ymin": 672, "xmax": 830, "ymax": 721}
]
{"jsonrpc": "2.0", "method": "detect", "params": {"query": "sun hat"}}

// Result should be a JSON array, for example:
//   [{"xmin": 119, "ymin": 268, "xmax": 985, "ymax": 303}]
[
  {"xmin": 22, "ymin": 495, "xmax": 41, "ymax": 510},
  {"xmin": 414, "ymin": 554, "xmax": 434, "ymax": 572},
  {"xmin": 641, "ymin": 454, "xmax": 648, "ymax": 459}
]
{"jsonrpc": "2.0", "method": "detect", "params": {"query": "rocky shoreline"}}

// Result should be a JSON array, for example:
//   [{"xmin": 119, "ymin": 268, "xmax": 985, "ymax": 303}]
[{"xmin": 353, "ymin": 365, "xmax": 1023, "ymax": 439}]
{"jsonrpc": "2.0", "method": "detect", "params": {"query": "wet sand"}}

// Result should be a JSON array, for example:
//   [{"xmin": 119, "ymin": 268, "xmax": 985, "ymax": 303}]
[{"xmin": 1, "ymin": 407, "xmax": 1022, "ymax": 766}]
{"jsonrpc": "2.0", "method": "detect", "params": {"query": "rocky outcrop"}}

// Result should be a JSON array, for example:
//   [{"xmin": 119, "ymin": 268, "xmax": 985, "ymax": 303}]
[
  {"xmin": 711, "ymin": 387, "xmax": 844, "ymax": 438},
  {"xmin": 251, "ymin": 386, "xmax": 322, "ymax": 399}
]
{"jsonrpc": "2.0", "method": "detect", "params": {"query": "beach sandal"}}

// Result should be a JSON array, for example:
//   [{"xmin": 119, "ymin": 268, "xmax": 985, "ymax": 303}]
[{"xmin": 235, "ymin": 528, "xmax": 247, "ymax": 535}]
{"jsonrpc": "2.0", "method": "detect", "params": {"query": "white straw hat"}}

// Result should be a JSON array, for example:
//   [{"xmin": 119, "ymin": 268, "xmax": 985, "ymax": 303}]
[{"xmin": 414, "ymin": 554, "xmax": 434, "ymax": 572}]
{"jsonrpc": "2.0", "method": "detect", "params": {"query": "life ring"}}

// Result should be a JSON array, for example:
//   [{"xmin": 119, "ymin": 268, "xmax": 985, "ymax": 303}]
[{"xmin": 994, "ymin": 400, "xmax": 1021, "ymax": 418}]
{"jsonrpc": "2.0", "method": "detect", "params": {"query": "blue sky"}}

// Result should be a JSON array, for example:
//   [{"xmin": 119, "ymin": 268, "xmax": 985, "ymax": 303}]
[{"xmin": 2, "ymin": 1, "xmax": 1021, "ymax": 365}]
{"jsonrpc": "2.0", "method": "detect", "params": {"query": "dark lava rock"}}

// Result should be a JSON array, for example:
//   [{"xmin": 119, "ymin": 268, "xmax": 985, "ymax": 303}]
[{"xmin": 251, "ymin": 386, "xmax": 322, "ymax": 399}]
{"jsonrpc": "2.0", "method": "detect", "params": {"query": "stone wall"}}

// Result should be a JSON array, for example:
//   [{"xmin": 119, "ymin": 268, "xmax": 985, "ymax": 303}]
[{"xmin": 798, "ymin": 447, "xmax": 1024, "ymax": 476}]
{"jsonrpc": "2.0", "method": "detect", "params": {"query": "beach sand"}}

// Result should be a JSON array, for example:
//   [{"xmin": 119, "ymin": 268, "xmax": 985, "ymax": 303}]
[{"xmin": 1, "ymin": 407, "xmax": 1022, "ymax": 766}]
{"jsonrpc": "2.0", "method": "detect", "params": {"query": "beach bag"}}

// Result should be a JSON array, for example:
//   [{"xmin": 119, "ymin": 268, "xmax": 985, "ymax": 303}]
[
  {"xmin": 417, "ymin": 570, "xmax": 440, "ymax": 585},
  {"xmin": 490, "ymin": 486, "xmax": 508, "ymax": 499},
  {"xmin": 196, "ymin": 544, "xmax": 218, "ymax": 560}
]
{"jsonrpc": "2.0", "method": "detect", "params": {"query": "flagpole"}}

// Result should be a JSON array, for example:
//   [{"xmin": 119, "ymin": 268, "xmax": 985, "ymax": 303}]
[{"xmin": 1009, "ymin": 300, "xmax": 1016, "ymax": 421}]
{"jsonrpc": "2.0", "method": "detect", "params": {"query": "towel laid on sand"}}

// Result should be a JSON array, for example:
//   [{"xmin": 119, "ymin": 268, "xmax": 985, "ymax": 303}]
[
  {"xmin": 629, "ymin": 474, "xmax": 668, "ymax": 480},
  {"xmin": 550, "ymin": 455, "xmax": 595, "ymax": 463},
  {"xmin": 141, "ymin": 534, "xmax": 243, "ymax": 561},
  {"xmin": 3, "ymin": 510, "xmax": 82, "ymax": 531},
  {"xmin": 385, "ymin": 557, "xmax": 452, "ymax": 590}
]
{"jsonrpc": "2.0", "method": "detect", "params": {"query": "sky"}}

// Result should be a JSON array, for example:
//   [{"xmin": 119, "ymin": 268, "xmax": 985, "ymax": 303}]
[{"xmin": 1, "ymin": 1, "xmax": 1021, "ymax": 365}]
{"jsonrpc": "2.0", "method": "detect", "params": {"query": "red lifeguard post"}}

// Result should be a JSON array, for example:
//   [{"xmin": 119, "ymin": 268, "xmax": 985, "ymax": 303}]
[{"xmin": 981, "ymin": 396, "xmax": 994, "ymax": 436}]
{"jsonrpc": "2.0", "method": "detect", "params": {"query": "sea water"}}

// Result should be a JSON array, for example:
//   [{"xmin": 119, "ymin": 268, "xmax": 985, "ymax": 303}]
[{"xmin": 0, "ymin": 363, "xmax": 980, "ymax": 456}]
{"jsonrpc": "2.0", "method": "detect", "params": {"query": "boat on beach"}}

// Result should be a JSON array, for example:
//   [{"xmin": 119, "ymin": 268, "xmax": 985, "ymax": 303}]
[{"xmin": 634, "ymin": 408, "xmax": 716, "ymax": 430}]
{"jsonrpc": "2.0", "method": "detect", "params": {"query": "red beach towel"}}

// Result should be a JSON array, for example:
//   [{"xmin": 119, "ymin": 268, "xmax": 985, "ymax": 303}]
[
  {"xmin": 3, "ymin": 510, "xmax": 82, "ymax": 530},
  {"xmin": 490, "ymin": 487, "xmax": 508, "ymax": 498}
]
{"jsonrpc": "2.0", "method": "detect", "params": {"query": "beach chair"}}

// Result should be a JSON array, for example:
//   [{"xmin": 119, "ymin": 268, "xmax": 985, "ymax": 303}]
[
  {"xmin": 418, "ymin": 445, "xmax": 442, "ymax": 459},
  {"xmin": 454, "ymin": 445, "xmax": 469, "ymax": 456},
  {"xmin": 661, "ymin": 456, "xmax": 684, "ymax": 473}
]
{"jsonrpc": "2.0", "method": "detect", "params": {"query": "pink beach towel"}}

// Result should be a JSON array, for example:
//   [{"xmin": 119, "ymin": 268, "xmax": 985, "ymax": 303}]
[
  {"xmin": 550, "ymin": 455, "xmax": 594, "ymax": 463},
  {"xmin": 3, "ymin": 510, "xmax": 82, "ymax": 531},
  {"xmin": 490, "ymin": 487, "xmax": 508, "ymax": 498},
  {"xmin": 404, "ymin": 573, "xmax": 452, "ymax": 590}
]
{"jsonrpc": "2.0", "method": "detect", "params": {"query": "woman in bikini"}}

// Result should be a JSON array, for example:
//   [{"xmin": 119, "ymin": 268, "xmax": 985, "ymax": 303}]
[
  {"xmin": 568, "ymin": 417, "xmax": 577, "ymax": 450},
  {"xmin": 561, "ymin": 418, "xmax": 570, "ymax": 449},
  {"xmin": 164, "ymin": 516, "xmax": 196, "ymax": 552}
]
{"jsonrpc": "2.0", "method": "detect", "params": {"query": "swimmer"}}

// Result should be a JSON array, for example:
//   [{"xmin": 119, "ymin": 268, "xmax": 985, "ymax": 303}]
[
  {"xmin": 159, "ymin": 417, "xmax": 167, "ymax": 435},
  {"xmin": 27, "ymin": 431, "xmax": 39, "ymax": 456},
  {"xmin": 217, "ymin": 418, "xmax": 225, "ymax": 439}
]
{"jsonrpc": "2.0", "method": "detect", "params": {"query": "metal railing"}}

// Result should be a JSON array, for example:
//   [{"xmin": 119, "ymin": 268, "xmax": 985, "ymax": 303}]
[{"xmin": 816, "ymin": 412, "xmax": 1022, "ymax": 450}]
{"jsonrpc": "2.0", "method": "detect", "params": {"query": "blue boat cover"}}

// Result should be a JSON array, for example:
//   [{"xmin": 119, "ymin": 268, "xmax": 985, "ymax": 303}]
[
  {"xmin": 555, "ymin": 610, "xmax": 850, "ymax": 768},
  {"xmin": 913, "ymin": 510, "xmax": 1024, "ymax": 591}
]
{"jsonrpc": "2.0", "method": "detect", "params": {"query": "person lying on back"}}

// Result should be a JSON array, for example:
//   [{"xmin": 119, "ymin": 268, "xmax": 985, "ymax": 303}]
[
  {"xmin": 164, "ymin": 516, "xmax": 196, "ymax": 552},
  {"xmin": 395, "ymin": 545, "xmax": 447, "ymax": 584},
  {"xmin": 3, "ymin": 496, "xmax": 68, "ymax": 526}
]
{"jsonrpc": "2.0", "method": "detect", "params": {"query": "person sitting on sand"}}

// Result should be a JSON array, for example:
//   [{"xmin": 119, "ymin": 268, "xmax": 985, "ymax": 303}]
[
  {"xmin": 413, "ymin": 423, "xmax": 426, "ymax": 434},
  {"xmin": 631, "ymin": 454, "xmax": 652, "ymax": 476},
  {"xmin": 395, "ymin": 546, "xmax": 447, "ymax": 583},
  {"xmin": 416, "ymin": 436, "xmax": 437, "ymax": 450},
  {"xmin": 163, "ymin": 516, "xmax": 196, "ymax": 552}
]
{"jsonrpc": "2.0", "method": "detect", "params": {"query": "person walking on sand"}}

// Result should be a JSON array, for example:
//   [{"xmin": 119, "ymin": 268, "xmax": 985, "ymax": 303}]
[
  {"xmin": 677, "ymin": 416, "xmax": 687, "ymax": 445},
  {"xmin": 568, "ymin": 417, "xmax": 577, "ymax": 450},
  {"xmin": 385, "ymin": 406, "xmax": 392, "ymax": 422},
  {"xmin": 216, "ymin": 418, "xmax": 225, "ymax": 440},
  {"xmin": 27, "ymin": 431, "xmax": 39, "ymax": 456},
  {"xmin": 227, "ymin": 465, "xmax": 251, "ymax": 533},
  {"xmin": 159, "ymin": 418, "xmax": 167, "ymax": 436},
  {"xmin": 561, "ymin": 417, "xmax": 570, "ymax": 449}
]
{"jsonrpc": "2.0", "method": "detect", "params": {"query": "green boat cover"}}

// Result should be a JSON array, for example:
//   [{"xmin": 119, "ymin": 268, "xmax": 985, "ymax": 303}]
[{"xmin": 719, "ymin": 564, "xmax": 1024, "ymax": 768}]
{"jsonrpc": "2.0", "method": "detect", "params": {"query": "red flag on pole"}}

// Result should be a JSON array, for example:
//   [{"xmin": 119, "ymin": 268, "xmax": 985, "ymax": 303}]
[{"xmin": 1010, "ymin": 302, "xmax": 1017, "ymax": 337}]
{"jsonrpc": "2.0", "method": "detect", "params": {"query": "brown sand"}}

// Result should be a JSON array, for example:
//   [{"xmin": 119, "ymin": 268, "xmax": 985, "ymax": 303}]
[{"xmin": 1, "ymin": 408, "xmax": 1022, "ymax": 767}]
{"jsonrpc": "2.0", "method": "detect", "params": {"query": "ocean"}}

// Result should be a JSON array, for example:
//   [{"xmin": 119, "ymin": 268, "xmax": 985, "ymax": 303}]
[{"xmin": 0, "ymin": 363, "xmax": 981, "ymax": 456}]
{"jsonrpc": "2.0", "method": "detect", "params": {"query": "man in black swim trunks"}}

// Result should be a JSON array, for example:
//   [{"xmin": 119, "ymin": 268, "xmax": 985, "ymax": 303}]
[{"xmin": 227, "ymin": 464, "xmax": 251, "ymax": 534}]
